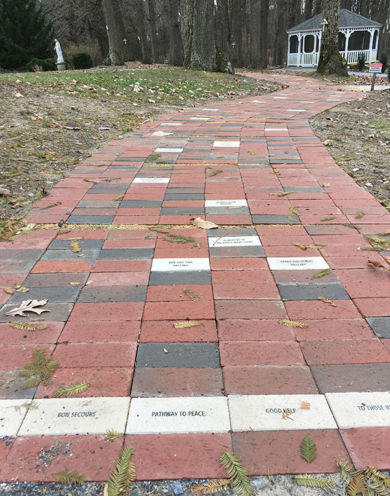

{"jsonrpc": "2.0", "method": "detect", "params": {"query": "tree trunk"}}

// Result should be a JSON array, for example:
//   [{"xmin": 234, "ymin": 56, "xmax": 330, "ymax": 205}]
[
  {"xmin": 190, "ymin": 0, "xmax": 216, "ymax": 70},
  {"xmin": 179, "ymin": 0, "xmax": 194, "ymax": 66},
  {"xmin": 102, "ymin": 0, "xmax": 126, "ymax": 65},
  {"xmin": 274, "ymin": 0, "xmax": 288, "ymax": 65},
  {"xmin": 229, "ymin": 0, "xmax": 245, "ymax": 66},
  {"xmin": 305, "ymin": 0, "xmax": 314, "ymax": 18},
  {"xmin": 166, "ymin": 0, "xmax": 183, "ymax": 65},
  {"xmin": 317, "ymin": 0, "xmax": 348, "ymax": 75}
]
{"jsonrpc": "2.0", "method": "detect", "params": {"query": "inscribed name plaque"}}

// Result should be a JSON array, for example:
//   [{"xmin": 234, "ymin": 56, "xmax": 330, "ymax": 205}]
[
  {"xmin": 155, "ymin": 148, "xmax": 183, "ymax": 153},
  {"xmin": 326, "ymin": 392, "xmax": 390, "ymax": 428},
  {"xmin": 267, "ymin": 257, "xmax": 329, "ymax": 271},
  {"xmin": 229, "ymin": 394, "xmax": 336, "ymax": 431},
  {"xmin": 19, "ymin": 397, "xmax": 130, "ymax": 436},
  {"xmin": 205, "ymin": 200, "xmax": 248, "ymax": 208},
  {"xmin": 208, "ymin": 236, "xmax": 261, "ymax": 248},
  {"xmin": 190, "ymin": 117, "xmax": 209, "ymax": 121},
  {"xmin": 151, "ymin": 258, "xmax": 210, "ymax": 272},
  {"xmin": 161, "ymin": 123, "xmax": 182, "ymax": 126},
  {"xmin": 133, "ymin": 178, "xmax": 170, "ymax": 184},
  {"xmin": 126, "ymin": 397, "xmax": 230, "ymax": 434},
  {"xmin": 0, "ymin": 399, "xmax": 32, "ymax": 436},
  {"xmin": 213, "ymin": 141, "xmax": 240, "ymax": 148}
]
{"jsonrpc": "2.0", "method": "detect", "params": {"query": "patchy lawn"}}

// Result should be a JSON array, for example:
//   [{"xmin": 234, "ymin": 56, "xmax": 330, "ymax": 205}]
[
  {"xmin": 0, "ymin": 66, "xmax": 279, "ymax": 231},
  {"xmin": 311, "ymin": 89, "xmax": 390, "ymax": 211}
]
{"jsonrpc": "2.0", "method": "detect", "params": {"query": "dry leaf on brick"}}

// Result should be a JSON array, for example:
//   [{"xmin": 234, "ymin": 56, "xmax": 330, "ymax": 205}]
[
  {"xmin": 368, "ymin": 259, "xmax": 388, "ymax": 270},
  {"xmin": 312, "ymin": 269, "xmax": 331, "ymax": 279},
  {"xmin": 173, "ymin": 321, "xmax": 201, "ymax": 329},
  {"xmin": 184, "ymin": 288, "xmax": 199, "ymax": 302},
  {"xmin": 317, "ymin": 296, "xmax": 337, "ymax": 307},
  {"xmin": 69, "ymin": 240, "xmax": 82, "ymax": 253},
  {"xmin": 42, "ymin": 201, "xmax": 62, "ymax": 210},
  {"xmin": 192, "ymin": 217, "xmax": 218, "ymax": 230},
  {"xmin": 5, "ymin": 299, "xmax": 50, "ymax": 317},
  {"xmin": 300, "ymin": 401, "xmax": 311, "ymax": 410},
  {"xmin": 278, "ymin": 319, "xmax": 308, "ymax": 328}
]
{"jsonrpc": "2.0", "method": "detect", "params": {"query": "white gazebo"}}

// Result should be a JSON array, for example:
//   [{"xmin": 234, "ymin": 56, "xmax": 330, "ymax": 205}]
[{"xmin": 287, "ymin": 9, "xmax": 382, "ymax": 67}]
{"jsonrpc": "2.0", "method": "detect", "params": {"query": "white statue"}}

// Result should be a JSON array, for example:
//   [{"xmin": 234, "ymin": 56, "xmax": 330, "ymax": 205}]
[{"xmin": 54, "ymin": 39, "xmax": 64, "ymax": 64}]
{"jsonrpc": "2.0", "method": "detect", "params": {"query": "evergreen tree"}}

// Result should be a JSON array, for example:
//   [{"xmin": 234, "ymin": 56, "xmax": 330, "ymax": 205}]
[{"xmin": 0, "ymin": 0, "xmax": 54, "ymax": 69}]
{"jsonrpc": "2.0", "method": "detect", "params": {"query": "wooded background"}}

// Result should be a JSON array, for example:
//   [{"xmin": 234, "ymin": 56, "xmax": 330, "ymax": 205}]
[{"xmin": 41, "ymin": 0, "xmax": 390, "ymax": 69}]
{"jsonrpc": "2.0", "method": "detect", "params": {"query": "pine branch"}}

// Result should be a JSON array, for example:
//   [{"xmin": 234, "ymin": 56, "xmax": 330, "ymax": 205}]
[
  {"xmin": 220, "ymin": 452, "xmax": 253, "ymax": 496},
  {"xmin": 19, "ymin": 348, "xmax": 58, "ymax": 389},
  {"xmin": 347, "ymin": 474, "xmax": 368, "ymax": 496},
  {"xmin": 300, "ymin": 436, "xmax": 317, "ymax": 464},
  {"xmin": 53, "ymin": 468, "xmax": 85, "ymax": 486},
  {"xmin": 54, "ymin": 382, "xmax": 90, "ymax": 397},
  {"xmin": 294, "ymin": 474, "xmax": 335, "ymax": 489},
  {"xmin": 106, "ymin": 429, "xmax": 121, "ymax": 441},
  {"xmin": 107, "ymin": 446, "xmax": 135, "ymax": 496},
  {"xmin": 278, "ymin": 319, "xmax": 308, "ymax": 328},
  {"xmin": 191, "ymin": 479, "xmax": 231, "ymax": 495}
]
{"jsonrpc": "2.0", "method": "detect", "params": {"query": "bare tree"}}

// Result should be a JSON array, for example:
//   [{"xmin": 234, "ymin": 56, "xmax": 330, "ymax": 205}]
[{"xmin": 317, "ymin": 0, "xmax": 348, "ymax": 75}]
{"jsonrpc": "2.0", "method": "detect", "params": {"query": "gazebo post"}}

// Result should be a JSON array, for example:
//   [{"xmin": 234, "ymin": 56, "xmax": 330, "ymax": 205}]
[
  {"xmin": 369, "ymin": 28, "xmax": 375, "ymax": 62},
  {"xmin": 298, "ymin": 34, "xmax": 302, "ymax": 67},
  {"xmin": 374, "ymin": 28, "xmax": 379, "ymax": 60},
  {"xmin": 344, "ymin": 29, "xmax": 351, "ymax": 65},
  {"xmin": 287, "ymin": 34, "xmax": 291, "ymax": 66}
]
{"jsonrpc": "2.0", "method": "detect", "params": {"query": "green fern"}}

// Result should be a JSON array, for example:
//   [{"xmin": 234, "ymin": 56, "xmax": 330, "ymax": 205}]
[
  {"xmin": 53, "ymin": 468, "xmax": 85, "ymax": 485},
  {"xmin": 19, "ymin": 348, "xmax": 58, "ymax": 389},
  {"xmin": 53, "ymin": 382, "xmax": 90, "ymax": 397},
  {"xmin": 107, "ymin": 446, "xmax": 135, "ymax": 496},
  {"xmin": 300, "ymin": 436, "xmax": 317, "ymax": 464},
  {"xmin": 294, "ymin": 474, "xmax": 335, "ymax": 489},
  {"xmin": 312, "ymin": 269, "xmax": 332, "ymax": 279},
  {"xmin": 220, "ymin": 451, "xmax": 253, "ymax": 496}
]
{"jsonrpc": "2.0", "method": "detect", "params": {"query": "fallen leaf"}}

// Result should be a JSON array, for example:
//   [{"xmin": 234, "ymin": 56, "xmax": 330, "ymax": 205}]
[
  {"xmin": 192, "ymin": 217, "xmax": 218, "ymax": 229},
  {"xmin": 290, "ymin": 206, "xmax": 300, "ymax": 215},
  {"xmin": 41, "ymin": 201, "xmax": 62, "ymax": 210},
  {"xmin": 3, "ymin": 287, "xmax": 15, "ymax": 295},
  {"xmin": 5, "ymin": 299, "xmax": 50, "ymax": 317},
  {"xmin": 271, "ymin": 191, "xmax": 293, "ymax": 197},
  {"xmin": 300, "ymin": 401, "xmax": 311, "ymax": 410},
  {"xmin": 368, "ymin": 259, "xmax": 387, "ymax": 269},
  {"xmin": 282, "ymin": 409, "xmax": 294, "ymax": 421},
  {"xmin": 163, "ymin": 348, "xmax": 168, "ymax": 354},
  {"xmin": 317, "ymin": 296, "xmax": 337, "ymax": 307},
  {"xmin": 114, "ymin": 195, "xmax": 124, "ymax": 201},
  {"xmin": 355, "ymin": 210, "xmax": 365, "ymax": 219},
  {"xmin": 184, "ymin": 288, "xmax": 199, "ymax": 302},
  {"xmin": 278, "ymin": 319, "xmax": 308, "ymax": 328},
  {"xmin": 173, "ymin": 321, "xmax": 201, "ymax": 329},
  {"xmin": 83, "ymin": 178, "xmax": 99, "ymax": 184},
  {"xmin": 70, "ymin": 281, "xmax": 81, "ymax": 286},
  {"xmin": 321, "ymin": 216, "xmax": 336, "ymax": 222}
]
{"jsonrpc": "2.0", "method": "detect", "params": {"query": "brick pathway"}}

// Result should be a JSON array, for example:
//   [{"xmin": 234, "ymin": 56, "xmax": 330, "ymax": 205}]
[{"xmin": 1, "ymin": 73, "xmax": 390, "ymax": 483}]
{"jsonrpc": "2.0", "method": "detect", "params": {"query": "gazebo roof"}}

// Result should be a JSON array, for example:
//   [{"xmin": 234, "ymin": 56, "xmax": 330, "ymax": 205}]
[{"xmin": 287, "ymin": 9, "xmax": 382, "ymax": 34}]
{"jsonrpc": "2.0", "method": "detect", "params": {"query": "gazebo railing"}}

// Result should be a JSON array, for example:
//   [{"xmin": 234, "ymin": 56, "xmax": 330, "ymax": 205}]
[
  {"xmin": 288, "ymin": 49, "xmax": 374, "ymax": 67},
  {"xmin": 344, "ymin": 49, "xmax": 372, "ymax": 64}
]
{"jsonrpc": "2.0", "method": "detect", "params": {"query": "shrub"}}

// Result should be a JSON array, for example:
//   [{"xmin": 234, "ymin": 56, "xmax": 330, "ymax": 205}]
[
  {"xmin": 387, "ymin": 66, "xmax": 390, "ymax": 83},
  {"xmin": 357, "ymin": 52, "xmax": 366, "ymax": 71},
  {"xmin": 72, "ymin": 52, "xmax": 93, "ymax": 70},
  {"xmin": 26, "ymin": 57, "xmax": 56, "ymax": 72},
  {"xmin": 380, "ymin": 52, "xmax": 388, "ymax": 73},
  {"xmin": 64, "ymin": 42, "xmax": 101, "ymax": 68}
]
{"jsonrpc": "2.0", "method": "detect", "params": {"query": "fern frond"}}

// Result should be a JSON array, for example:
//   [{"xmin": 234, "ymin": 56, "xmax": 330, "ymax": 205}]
[
  {"xmin": 190, "ymin": 479, "xmax": 231, "ymax": 495},
  {"xmin": 10, "ymin": 321, "xmax": 47, "ymax": 331},
  {"xmin": 54, "ymin": 382, "xmax": 90, "ymax": 397},
  {"xmin": 220, "ymin": 452, "xmax": 253, "ymax": 496},
  {"xmin": 338, "ymin": 461, "xmax": 361, "ymax": 485},
  {"xmin": 164, "ymin": 233, "xmax": 195, "ymax": 244},
  {"xmin": 300, "ymin": 436, "xmax": 316, "ymax": 464},
  {"xmin": 107, "ymin": 446, "xmax": 135, "ymax": 496},
  {"xmin": 366, "ymin": 467, "xmax": 390, "ymax": 488},
  {"xmin": 106, "ymin": 429, "xmax": 121, "ymax": 441},
  {"xmin": 312, "ymin": 269, "xmax": 332, "ymax": 279},
  {"xmin": 347, "ymin": 474, "xmax": 367, "ymax": 496},
  {"xmin": 294, "ymin": 474, "xmax": 335, "ymax": 489},
  {"xmin": 53, "ymin": 468, "xmax": 85, "ymax": 485},
  {"xmin": 184, "ymin": 288, "xmax": 199, "ymax": 302}
]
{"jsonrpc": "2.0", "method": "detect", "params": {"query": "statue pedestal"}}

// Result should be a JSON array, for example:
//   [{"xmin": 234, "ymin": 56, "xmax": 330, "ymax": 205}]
[{"xmin": 56, "ymin": 62, "xmax": 66, "ymax": 71}]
